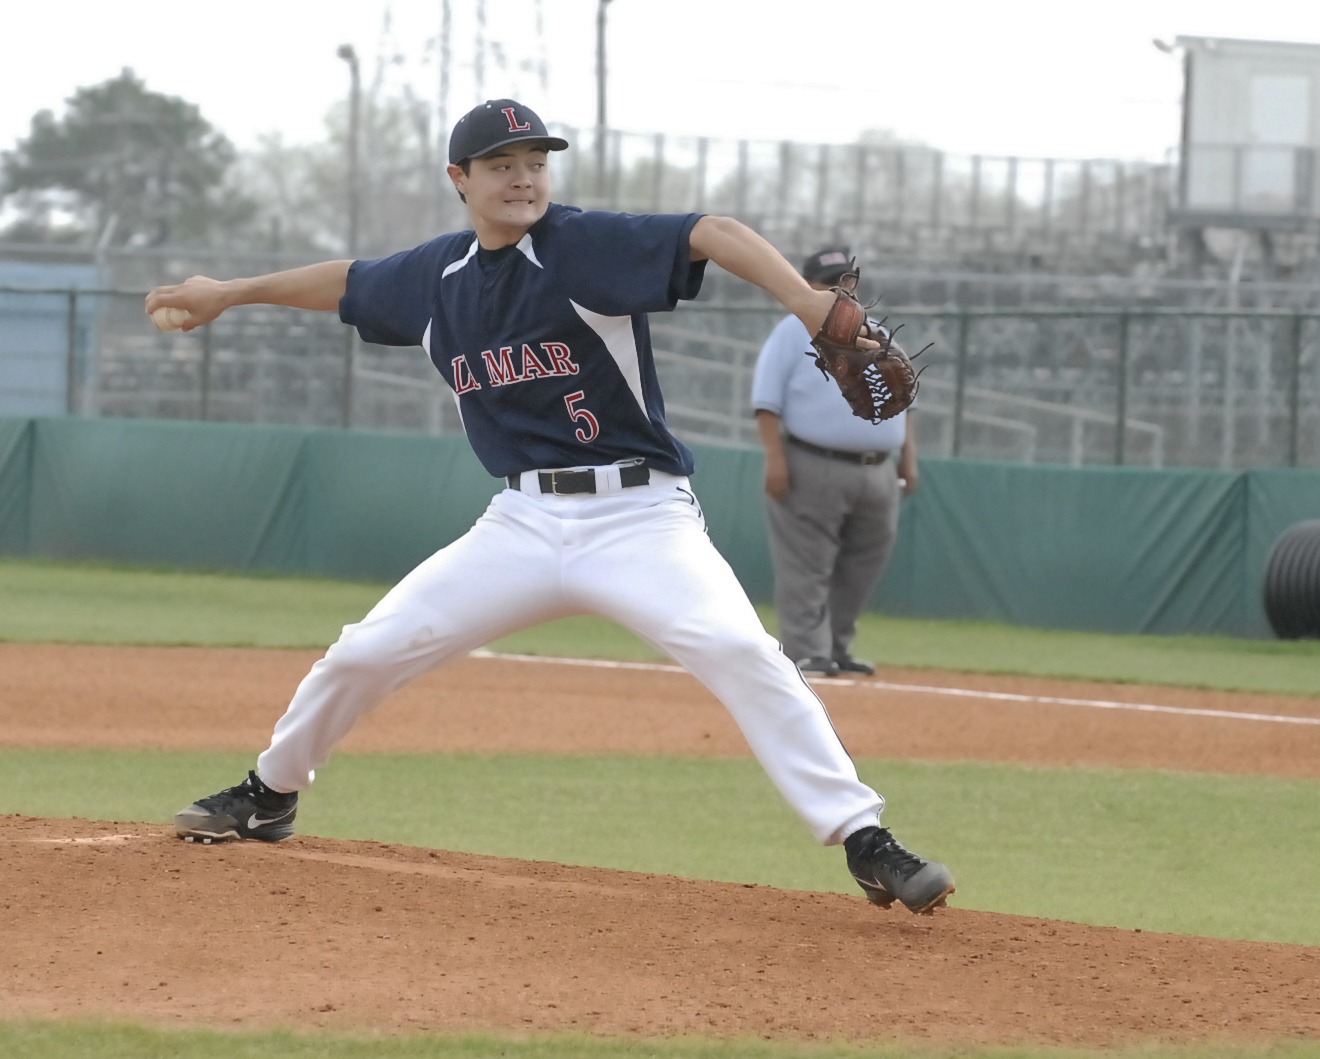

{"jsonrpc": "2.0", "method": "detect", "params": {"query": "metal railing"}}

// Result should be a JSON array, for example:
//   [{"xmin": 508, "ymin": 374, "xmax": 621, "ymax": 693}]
[{"xmin": 1, "ymin": 287, "xmax": 1316, "ymax": 470}]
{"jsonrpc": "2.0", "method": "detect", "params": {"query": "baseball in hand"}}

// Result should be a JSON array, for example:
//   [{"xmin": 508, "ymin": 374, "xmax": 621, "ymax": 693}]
[{"xmin": 151, "ymin": 306, "xmax": 192, "ymax": 331}]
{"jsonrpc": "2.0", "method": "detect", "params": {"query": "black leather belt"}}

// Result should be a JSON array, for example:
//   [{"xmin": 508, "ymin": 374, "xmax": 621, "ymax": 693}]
[
  {"xmin": 507, "ymin": 463, "xmax": 651, "ymax": 495},
  {"xmin": 786, "ymin": 434, "xmax": 888, "ymax": 465}
]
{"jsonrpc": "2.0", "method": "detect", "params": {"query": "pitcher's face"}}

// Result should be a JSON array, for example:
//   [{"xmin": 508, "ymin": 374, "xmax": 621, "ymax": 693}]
[{"xmin": 449, "ymin": 141, "xmax": 552, "ymax": 247}]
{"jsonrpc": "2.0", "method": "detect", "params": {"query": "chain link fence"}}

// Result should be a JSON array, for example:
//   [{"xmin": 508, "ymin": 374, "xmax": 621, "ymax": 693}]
[{"xmin": 3, "ymin": 286, "xmax": 1315, "ymax": 471}]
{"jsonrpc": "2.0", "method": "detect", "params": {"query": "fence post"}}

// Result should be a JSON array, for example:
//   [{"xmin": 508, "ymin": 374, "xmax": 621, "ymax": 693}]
[
  {"xmin": 952, "ymin": 311, "xmax": 969, "ymax": 456},
  {"xmin": 651, "ymin": 132, "xmax": 664, "ymax": 213},
  {"xmin": 1115, "ymin": 161, "xmax": 1127, "ymax": 235},
  {"xmin": 342, "ymin": 330, "xmax": 356, "ymax": 429},
  {"xmin": 64, "ymin": 290, "xmax": 79, "ymax": 414},
  {"xmin": 969, "ymin": 154, "xmax": 982, "ymax": 227},
  {"xmin": 735, "ymin": 139, "xmax": 749, "ymax": 217},
  {"xmin": 1043, "ymin": 158, "xmax": 1055, "ymax": 235},
  {"xmin": 1080, "ymin": 161, "xmax": 1093, "ymax": 235},
  {"xmin": 1288, "ymin": 313, "xmax": 1303, "ymax": 467},
  {"xmin": 200, "ymin": 323, "xmax": 214, "ymax": 420},
  {"xmin": 1006, "ymin": 156, "xmax": 1018, "ymax": 233},
  {"xmin": 815, "ymin": 143, "xmax": 829, "ymax": 225},
  {"xmin": 894, "ymin": 148, "xmax": 906, "ymax": 228},
  {"xmin": 777, "ymin": 140, "xmax": 791, "ymax": 222},
  {"xmin": 931, "ymin": 152, "xmax": 943, "ymax": 231},
  {"xmin": 695, "ymin": 136, "xmax": 708, "ymax": 213},
  {"xmin": 854, "ymin": 143, "xmax": 868, "ymax": 224},
  {"xmin": 1114, "ymin": 312, "xmax": 1131, "ymax": 465}
]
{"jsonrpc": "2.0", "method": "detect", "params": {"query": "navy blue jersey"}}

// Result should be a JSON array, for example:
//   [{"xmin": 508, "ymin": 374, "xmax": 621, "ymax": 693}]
[{"xmin": 339, "ymin": 203, "xmax": 708, "ymax": 478}]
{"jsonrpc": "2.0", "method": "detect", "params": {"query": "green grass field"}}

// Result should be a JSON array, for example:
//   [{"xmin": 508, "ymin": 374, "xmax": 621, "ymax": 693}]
[
  {"xmin": 3, "ymin": 557, "xmax": 1318, "ymax": 694},
  {"xmin": 2, "ymin": 558, "xmax": 1318, "ymax": 1059},
  {"xmin": 12, "ymin": 1021, "xmax": 1320, "ymax": 1059}
]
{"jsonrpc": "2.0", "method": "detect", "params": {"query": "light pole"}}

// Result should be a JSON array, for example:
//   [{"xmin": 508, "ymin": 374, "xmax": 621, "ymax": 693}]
[
  {"xmin": 336, "ymin": 43, "xmax": 362, "ymax": 257},
  {"xmin": 595, "ymin": 0, "xmax": 615, "ymax": 196},
  {"xmin": 437, "ymin": 0, "xmax": 452, "ymax": 226},
  {"xmin": 337, "ymin": 44, "xmax": 362, "ymax": 428}
]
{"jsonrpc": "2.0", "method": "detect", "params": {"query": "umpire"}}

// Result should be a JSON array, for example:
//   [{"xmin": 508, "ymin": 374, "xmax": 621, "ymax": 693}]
[{"xmin": 751, "ymin": 246, "xmax": 917, "ymax": 677}]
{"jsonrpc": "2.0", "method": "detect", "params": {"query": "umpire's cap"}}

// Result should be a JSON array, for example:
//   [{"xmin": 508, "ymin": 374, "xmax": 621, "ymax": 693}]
[
  {"xmin": 448, "ymin": 99, "xmax": 569, "ymax": 164},
  {"xmin": 802, "ymin": 246, "xmax": 853, "ymax": 285}
]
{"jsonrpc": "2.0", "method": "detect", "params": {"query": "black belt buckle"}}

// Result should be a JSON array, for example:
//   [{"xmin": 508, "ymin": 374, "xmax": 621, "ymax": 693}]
[{"xmin": 541, "ymin": 469, "xmax": 594, "ymax": 495}]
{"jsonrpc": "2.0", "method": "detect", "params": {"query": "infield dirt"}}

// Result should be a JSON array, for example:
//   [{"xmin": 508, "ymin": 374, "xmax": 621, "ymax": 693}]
[{"xmin": 2, "ymin": 643, "xmax": 1318, "ymax": 1048}]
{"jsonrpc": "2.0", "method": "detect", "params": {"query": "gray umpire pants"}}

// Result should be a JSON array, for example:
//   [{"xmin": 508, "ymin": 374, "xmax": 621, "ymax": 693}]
[{"xmin": 765, "ymin": 443, "xmax": 902, "ymax": 663}]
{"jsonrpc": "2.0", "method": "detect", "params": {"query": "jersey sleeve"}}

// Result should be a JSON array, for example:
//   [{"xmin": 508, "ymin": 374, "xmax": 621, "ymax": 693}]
[
  {"xmin": 558, "ymin": 210, "xmax": 707, "ymax": 316},
  {"xmin": 750, "ymin": 315, "xmax": 810, "ymax": 416},
  {"xmin": 338, "ymin": 240, "xmax": 446, "ymax": 347}
]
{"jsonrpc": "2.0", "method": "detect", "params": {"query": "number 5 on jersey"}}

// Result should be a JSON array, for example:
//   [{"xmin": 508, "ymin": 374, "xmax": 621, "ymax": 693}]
[{"xmin": 563, "ymin": 390, "xmax": 599, "ymax": 443}]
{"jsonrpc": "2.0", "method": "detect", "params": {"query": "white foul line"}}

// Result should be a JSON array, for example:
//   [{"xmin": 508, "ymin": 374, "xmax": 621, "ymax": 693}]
[
  {"xmin": 867, "ymin": 681, "xmax": 1320, "ymax": 726},
  {"xmin": 474, "ymin": 651, "xmax": 1320, "ymax": 727}
]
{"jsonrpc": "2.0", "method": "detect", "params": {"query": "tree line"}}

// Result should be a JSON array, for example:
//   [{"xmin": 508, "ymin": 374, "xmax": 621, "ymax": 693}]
[{"xmin": 0, "ymin": 68, "xmax": 448, "ymax": 257}]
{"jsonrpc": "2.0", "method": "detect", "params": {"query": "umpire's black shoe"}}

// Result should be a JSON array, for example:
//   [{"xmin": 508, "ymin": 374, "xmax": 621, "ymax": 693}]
[
  {"xmin": 834, "ymin": 655, "xmax": 876, "ymax": 676},
  {"xmin": 796, "ymin": 656, "xmax": 841, "ymax": 677},
  {"xmin": 844, "ymin": 826, "xmax": 955, "ymax": 914},
  {"xmin": 174, "ymin": 770, "xmax": 298, "ymax": 844}
]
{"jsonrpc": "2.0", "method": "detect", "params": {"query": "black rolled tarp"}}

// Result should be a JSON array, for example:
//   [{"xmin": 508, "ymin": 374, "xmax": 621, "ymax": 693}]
[{"xmin": 1264, "ymin": 520, "xmax": 1320, "ymax": 639}]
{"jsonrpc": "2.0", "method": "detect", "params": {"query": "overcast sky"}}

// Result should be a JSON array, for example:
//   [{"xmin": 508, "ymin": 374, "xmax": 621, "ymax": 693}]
[{"xmin": 2, "ymin": 0, "xmax": 1318, "ymax": 164}]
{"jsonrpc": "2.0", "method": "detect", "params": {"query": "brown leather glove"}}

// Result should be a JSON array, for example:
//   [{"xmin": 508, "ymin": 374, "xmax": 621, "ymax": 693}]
[{"xmin": 808, "ymin": 271, "xmax": 923, "ymax": 423}]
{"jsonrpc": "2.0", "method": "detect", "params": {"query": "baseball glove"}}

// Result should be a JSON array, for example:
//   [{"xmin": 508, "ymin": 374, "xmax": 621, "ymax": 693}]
[{"xmin": 808, "ymin": 272, "xmax": 923, "ymax": 423}]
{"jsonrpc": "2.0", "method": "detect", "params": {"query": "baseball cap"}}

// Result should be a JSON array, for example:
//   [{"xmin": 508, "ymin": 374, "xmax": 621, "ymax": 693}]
[
  {"xmin": 448, "ymin": 99, "xmax": 569, "ymax": 164},
  {"xmin": 801, "ymin": 246, "xmax": 854, "ymax": 285}
]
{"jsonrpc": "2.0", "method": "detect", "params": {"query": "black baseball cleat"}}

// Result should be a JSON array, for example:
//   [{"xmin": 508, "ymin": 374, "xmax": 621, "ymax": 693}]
[
  {"xmin": 796, "ymin": 656, "xmax": 841, "ymax": 677},
  {"xmin": 833, "ymin": 655, "xmax": 876, "ymax": 676},
  {"xmin": 844, "ymin": 826, "xmax": 955, "ymax": 914},
  {"xmin": 174, "ymin": 770, "xmax": 298, "ymax": 844}
]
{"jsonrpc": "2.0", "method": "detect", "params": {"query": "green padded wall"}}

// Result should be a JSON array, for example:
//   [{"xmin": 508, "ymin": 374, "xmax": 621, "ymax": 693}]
[
  {"xmin": 877, "ymin": 461, "xmax": 1250, "ymax": 635},
  {"xmin": 3, "ymin": 417, "xmax": 1317, "ymax": 638},
  {"xmin": 298, "ymin": 430, "xmax": 498, "ymax": 581},
  {"xmin": 26, "ymin": 418, "xmax": 307, "ymax": 570}
]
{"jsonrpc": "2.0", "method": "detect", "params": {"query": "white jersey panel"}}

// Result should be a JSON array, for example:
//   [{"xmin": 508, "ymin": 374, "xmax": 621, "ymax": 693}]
[
  {"xmin": 441, "ymin": 240, "xmax": 479, "ymax": 279},
  {"xmin": 570, "ymin": 300, "xmax": 648, "ymax": 415}
]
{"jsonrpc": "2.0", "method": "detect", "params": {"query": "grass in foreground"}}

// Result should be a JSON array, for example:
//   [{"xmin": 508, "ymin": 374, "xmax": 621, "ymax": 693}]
[
  {"xmin": 2, "ymin": 1019, "xmax": 1319, "ymax": 1059},
  {"xmin": 2, "ymin": 748, "xmax": 1316, "ymax": 947},
  {"xmin": 1, "ymin": 558, "xmax": 1317, "ymax": 695}
]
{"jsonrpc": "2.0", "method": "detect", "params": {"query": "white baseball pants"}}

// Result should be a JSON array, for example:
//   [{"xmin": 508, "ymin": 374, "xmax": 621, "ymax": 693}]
[{"xmin": 256, "ymin": 471, "xmax": 884, "ymax": 844}]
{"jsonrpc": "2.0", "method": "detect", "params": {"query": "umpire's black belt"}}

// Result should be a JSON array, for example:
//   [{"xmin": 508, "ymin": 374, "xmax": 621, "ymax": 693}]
[
  {"xmin": 786, "ymin": 434, "xmax": 888, "ymax": 465},
  {"xmin": 507, "ymin": 463, "xmax": 651, "ymax": 495}
]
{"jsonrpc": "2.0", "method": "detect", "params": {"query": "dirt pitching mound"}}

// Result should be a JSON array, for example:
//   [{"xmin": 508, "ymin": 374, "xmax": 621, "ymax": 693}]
[{"xmin": 2, "ymin": 815, "xmax": 1318, "ymax": 1049}]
